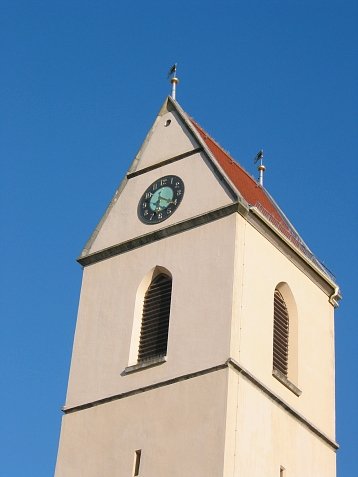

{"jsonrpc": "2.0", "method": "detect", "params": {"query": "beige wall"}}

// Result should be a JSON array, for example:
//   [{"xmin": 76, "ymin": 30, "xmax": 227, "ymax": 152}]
[
  {"xmin": 60, "ymin": 209, "xmax": 336, "ymax": 475},
  {"xmin": 224, "ymin": 371, "xmax": 336, "ymax": 477},
  {"xmin": 56, "ymin": 370, "xmax": 228, "ymax": 477},
  {"xmin": 134, "ymin": 108, "xmax": 199, "ymax": 171},
  {"xmin": 89, "ymin": 151, "xmax": 234, "ymax": 254},
  {"xmin": 230, "ymin": 215, "xmax": 336, "ymax": 438},
  {"xmin": 65, "ymin": 215, "xmax": 237, "ymax": 409}
]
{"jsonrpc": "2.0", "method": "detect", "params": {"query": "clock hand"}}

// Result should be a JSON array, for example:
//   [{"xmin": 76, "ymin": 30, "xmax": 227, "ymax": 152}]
[
  {"xmin": 154, "ymin": 192, "xmax": 163, "ymax": 211},
  {"xmin": 158, "ymin": 195, "xmax": 172, "ymax": 204}
]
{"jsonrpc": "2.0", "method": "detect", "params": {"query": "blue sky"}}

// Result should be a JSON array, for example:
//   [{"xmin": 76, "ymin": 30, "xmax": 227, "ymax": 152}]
[{"xmin": 1, "ymin": 1, "xmax": 357, "ymax": 475}]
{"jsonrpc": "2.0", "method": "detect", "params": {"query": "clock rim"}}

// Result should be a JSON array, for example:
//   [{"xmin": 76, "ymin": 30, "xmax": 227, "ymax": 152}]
[{"xmin": 137, "ymin": 175, "xmax": 185, "ymax": 225}]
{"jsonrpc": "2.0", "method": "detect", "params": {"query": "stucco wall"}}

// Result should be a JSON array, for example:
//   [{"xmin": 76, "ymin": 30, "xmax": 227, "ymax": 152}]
[
  {"xmin": 224, "ymin": 371, "xmax": 336, "ymax": 477},
  {"xmin": 56, "ymin": 370, "xmax": 228, "ymax": 477},
  {"xmin": 231, "ymin": 215, "xmax": 336, "ymax": 439},
  {"xmin": 65, "ymin": 215, "xmax": 237, "ymax": 408},
  {"xmin": 59, "ymin": 210, "xmax": 336, "ymax": 475},
  {"xmin": 134, "ymin": 108, "xmax": 199, "ymax": 171},
  {"xmin": 89, "ymin": 151, "xmax": 234, "ymax": 254}
]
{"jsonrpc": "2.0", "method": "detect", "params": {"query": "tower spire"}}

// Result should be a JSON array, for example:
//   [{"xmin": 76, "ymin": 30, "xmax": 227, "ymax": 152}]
[{"xmin": 167, "ymin": 63, "xmax": 179, "ymax": 100}]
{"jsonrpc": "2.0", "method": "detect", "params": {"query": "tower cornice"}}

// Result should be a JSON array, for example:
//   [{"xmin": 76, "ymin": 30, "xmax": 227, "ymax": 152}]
[
  {"xmin": 77, "ymin": 201, "xmax": 339, "ymax": 305},
  {"xmin": 62, "ymin": 357, "xmax": 338, "ymax": 452}
]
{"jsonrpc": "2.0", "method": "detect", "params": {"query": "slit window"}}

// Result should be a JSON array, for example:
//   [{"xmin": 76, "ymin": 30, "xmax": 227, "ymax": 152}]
[
  {"xmin": 273, "ymin": 289, "xmax": 289, "ymax": 377},
  {"xmin": 138, "ymin": 273, "xmax": 172, "ymax": 362},
  {"xmin": 133, "ymin": 450, "xmax": 141, "ymax": 476}
]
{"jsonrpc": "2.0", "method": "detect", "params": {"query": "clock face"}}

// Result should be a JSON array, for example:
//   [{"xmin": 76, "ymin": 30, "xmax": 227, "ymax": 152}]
[{"xmin": 138, "ymin": 175, "xmax": 184, "ymax": 224}]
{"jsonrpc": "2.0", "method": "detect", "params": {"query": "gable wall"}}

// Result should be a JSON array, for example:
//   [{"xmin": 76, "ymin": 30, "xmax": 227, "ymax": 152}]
[
  {"xmin": 133, "ymin": 108, "xmax": 199, "ymax": 171},
  {"xmin": 88, "ymin": 151, "xmax": 234, "ymax": 254}
]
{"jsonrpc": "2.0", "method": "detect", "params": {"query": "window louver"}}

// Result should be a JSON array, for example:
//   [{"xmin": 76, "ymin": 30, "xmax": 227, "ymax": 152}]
[
  {"xmin": 138, "ymin": 274, "xmax": 172, "ymax": 362},
  {"xmin": 273, "ymin": 289, "xmax": 289, "ymax": 376}
]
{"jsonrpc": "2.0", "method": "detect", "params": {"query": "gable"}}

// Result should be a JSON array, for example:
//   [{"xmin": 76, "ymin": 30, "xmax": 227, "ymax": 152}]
[
  {"xmin": 80, "ymin": 98, "xmax": 240, "ymax": 258},
  {"xmin": 129, "ymin": 101, "xmax": 200, "ymax": 173},
  {"xmin": 84, "ymin": 151, "xmax": 236, "ymax": 255},
  {"xmin": 79, "ymin": 97, "xmax": 336, "ymax": 293}
]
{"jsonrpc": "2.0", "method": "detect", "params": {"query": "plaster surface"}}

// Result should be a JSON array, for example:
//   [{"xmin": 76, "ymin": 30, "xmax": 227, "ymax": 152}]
[
  {"xmin": 224, "ymin": 372, "xmax": 336, "ymax": 477},
  {"xmin": 56, "ymin": 370, "xmax": 228, "ymax": 477},
  {"xmin": 88, "ymin": 151, "xmax": 234, "ymax": 254},
  {"xmin": 65, "ymin": 215, "xmax": 237, "ymax": 408},
  {"xmin": 134, "ymin": 108, "xmax": 199, "ymax": 171},
  {"xmin": 231, "ymin": 215, "xmax": 336, "ymax": 438}
]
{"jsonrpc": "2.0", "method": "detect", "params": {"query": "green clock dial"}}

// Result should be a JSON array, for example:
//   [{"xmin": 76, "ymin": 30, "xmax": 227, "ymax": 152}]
[
  {"xmin": 138, "ymin": 175, "xmax": 184, "ymax": 224},
  {"xmin": 149, "ymin": 186, "xmax": 174, "ymax": 212}
]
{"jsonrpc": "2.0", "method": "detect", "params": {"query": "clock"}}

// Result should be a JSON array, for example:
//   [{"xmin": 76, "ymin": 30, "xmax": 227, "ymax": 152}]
[{"xmin": 138, "ymin": 175, "xmax": 184, "ymax": 224}]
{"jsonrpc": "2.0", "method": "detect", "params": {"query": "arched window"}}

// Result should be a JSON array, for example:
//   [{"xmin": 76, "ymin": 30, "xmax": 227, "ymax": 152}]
[
  {"xmin": 138, "ymin": 273, "xmax": 172, "ymax": 363},
  {"xmin": 273, "ymin": 289, "xmax": 289, "ymax": 377},
  {"xmin": 272, "ymin": 284, "xmax": 301, "ymax": 395}
]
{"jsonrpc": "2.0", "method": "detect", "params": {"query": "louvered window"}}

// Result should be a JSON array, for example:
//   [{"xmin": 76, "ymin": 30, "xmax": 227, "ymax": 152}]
[
  {"xmin": 138, "ymin": 273, "xmax": 172, "ymax": 363},
  {"xmin": 273, "ymin": 289, "xmax": 289, "ymax": 377}
]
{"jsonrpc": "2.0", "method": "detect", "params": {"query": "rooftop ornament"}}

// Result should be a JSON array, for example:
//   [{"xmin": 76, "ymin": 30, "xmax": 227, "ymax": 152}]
[
  {"xmin": 167, "ymin": 63, "xmax": 179, "ymax": 100},
  {"xmin": 254, "ymin": 149, "xmax": 266, "ymax": 186}
]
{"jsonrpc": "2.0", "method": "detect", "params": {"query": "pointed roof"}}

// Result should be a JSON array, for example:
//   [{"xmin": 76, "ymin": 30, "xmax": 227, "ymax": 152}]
[{"xmin": 183, "ymin": 109, "xmax": 335, "ymax": 284}]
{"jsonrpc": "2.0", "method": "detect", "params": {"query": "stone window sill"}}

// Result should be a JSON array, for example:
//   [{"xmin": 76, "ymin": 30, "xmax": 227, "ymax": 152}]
[
  {"xmin": 124, "ymin": 356, "xmax": 167, "ymax": 375},
  {"xmin": 272, "ymin": 368, "xmax": 302, "ymax": 397}
]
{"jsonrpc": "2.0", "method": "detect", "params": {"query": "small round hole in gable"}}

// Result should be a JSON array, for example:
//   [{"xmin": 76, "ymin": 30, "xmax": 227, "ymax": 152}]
[{"xmin": 164, "ymin": 119, "xmax": 171, "ymax": 127}]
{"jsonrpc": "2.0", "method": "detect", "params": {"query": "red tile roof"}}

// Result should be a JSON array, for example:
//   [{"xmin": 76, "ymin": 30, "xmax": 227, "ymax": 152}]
[{"xmin": 190, "ymin": 119, "xmax": 285, "ymax": 224}]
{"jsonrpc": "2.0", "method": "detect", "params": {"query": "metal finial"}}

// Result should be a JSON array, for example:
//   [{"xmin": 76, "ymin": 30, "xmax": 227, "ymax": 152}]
[
  {"xmin": 167, "ymin": 63, "xmax": 179, "ymax": 100},
  {"xmin": 254, "ymin": 149, "xmax": 265, "ymax": 186}
]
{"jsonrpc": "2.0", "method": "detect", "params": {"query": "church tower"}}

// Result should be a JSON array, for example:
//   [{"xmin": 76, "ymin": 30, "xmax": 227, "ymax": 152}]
[{"xmin": 55, "ymin": 95, "xmax": 340, "ymax": 476}]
